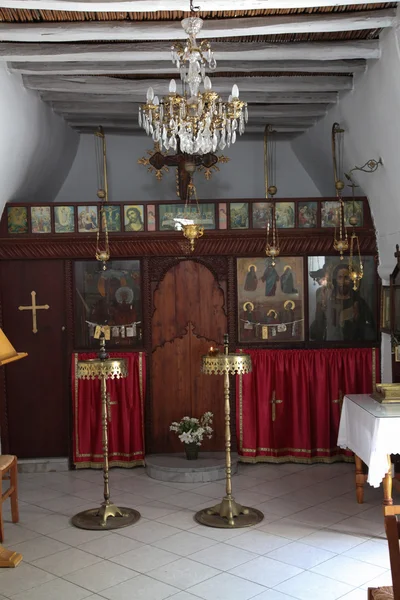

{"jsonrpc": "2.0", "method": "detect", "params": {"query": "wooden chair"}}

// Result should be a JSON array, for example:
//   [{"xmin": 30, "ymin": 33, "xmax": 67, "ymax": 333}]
[
  {"xmin": 368, "ymin": 513, "xmax": 400, "ymax": 600},
  {"xmin": 0, "ymin": 455, "xmax": 19, "ymax": 543}
]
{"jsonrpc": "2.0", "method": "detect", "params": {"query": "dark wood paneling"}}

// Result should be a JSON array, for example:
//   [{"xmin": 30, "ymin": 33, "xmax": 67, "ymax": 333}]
[
  {"xmin": 0, "ymin": 231, "xmax": 377, "ymax": 261},
  {"xmin": 151, "ymin": 260, "xmax": 226, "ymax": 453},
  {"xmin": 0, "ymin": 260, "xmax": 68, "ymax": 458}
]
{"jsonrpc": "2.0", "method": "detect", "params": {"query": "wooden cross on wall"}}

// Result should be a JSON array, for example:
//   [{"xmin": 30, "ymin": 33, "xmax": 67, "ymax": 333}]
[{"xmin": 138, "ymin": 143, "xmax": 229, "ymax": 200}]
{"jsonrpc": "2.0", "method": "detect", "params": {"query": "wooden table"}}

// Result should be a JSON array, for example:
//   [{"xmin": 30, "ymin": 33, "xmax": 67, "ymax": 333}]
[{"xmin": 338, "ymin": 394, "xmax": 400, "ymax": 515}]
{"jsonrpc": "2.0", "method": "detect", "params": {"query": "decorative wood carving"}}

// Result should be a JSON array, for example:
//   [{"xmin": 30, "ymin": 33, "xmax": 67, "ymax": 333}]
[{"xmin": 0, "ymin": 231, "xmax": 377, "ymax": 261}]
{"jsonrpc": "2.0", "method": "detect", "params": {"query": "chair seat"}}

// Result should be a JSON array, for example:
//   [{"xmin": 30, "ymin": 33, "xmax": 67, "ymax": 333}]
[
  {"xmin": 0, "ymin": 455, "xmax": 15, "ymax": 471},
  {"xmin": 370, "ymin": 587, "xmax": 394, "ymax": 600}
]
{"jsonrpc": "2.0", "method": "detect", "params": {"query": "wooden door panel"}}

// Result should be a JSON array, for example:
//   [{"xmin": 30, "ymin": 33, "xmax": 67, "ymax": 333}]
[
  {"xmin": 151, "ymin": 260, "xmax": 227, "ymax": 453},
  {"xmin": 1, "ymin": 260, "xmax": 68, "ymax": 458},
  {"xmin": 151, "ymin": 333, "xmax": 193, "ymax": 453},
  {"xmin": 152, "ymin": 261, "xmax": 227, "ymax": 348}
]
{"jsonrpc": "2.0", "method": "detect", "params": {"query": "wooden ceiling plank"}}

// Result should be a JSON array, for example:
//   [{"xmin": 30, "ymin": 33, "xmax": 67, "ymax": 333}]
[
  {"xmin": 40, "ymin": 90, "xmax": 339, "ymax": 104},
  {"xmin": 9, "ymin": 58, "xmax": 366, "ymax": 75},
  {"xmin": 0, "ymin": 40, "xmax": 381, "ymax": 62},
  {"xmin": 0, "ymin": 0, "xmax": 397, "ymax": 13},
  {"xmin": 22, "ymin": 74, "xmax": 353, "ymax": 93},
  {"xmin": 65, "ymin": 115, "xmax": 320, "ymax": 126},
  {"xmin": 51, "ymin": 102, "xmax": 329, "ymax": 117},
  {"xmin": 0, "ymin": 10, "xmax": 395, "ymax": 43}
]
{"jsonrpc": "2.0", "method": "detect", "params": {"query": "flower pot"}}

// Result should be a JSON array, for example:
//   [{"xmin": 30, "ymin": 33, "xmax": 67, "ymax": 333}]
[{"xmin": 184, "ymin": 442, "xmax": 199, "ymax": 460}]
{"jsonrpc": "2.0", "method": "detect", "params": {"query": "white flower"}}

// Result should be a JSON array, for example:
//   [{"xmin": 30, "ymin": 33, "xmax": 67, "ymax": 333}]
[{"xmin": 170, "ymin": 411, "xmax": 214, "ymax": 448}]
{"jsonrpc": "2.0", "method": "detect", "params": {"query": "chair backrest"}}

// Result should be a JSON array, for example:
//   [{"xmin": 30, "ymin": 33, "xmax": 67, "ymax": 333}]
[{"xmin": 385, "ymin": 515, "xmax": 400, "ymax": 600}]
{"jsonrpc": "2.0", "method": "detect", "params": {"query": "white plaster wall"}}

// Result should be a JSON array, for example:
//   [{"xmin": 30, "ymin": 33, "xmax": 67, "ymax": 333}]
[
  {"xmin": 291, "ymin": 23, "xmax": 400, "ymax": 281},
  {"xmin": 0, "ymin": 64, "xmax": 79, "ymax": 213},
  {"xmin": 55, "ymin": 131, "xmax": 321, "ymax": 203}
]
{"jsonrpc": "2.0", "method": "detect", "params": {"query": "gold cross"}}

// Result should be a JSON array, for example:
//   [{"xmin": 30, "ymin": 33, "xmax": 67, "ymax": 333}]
[
  {"xmin": 106, "ymin": 393, "xmax": 118, "ymax": 422},
  {"xmin": 18, "ymin": 291, "xmax": 50, "ymax": 334},
  {"xmin": 271, "ymin": 390, "xmax": 283, "ymax": 422},
  {"xmin": 333, "ymin": 390, "xmax": 344, "ymax": 409}
]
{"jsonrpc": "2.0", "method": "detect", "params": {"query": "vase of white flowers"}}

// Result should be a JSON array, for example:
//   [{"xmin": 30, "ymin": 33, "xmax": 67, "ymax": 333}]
[{"xmin": 170, "ymin": 412, "xmax": 213, "ymax": 460}]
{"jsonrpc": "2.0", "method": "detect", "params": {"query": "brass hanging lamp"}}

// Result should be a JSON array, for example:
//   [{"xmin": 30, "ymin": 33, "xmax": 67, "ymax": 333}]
[
  {"xmin": 95, "ymin": 127, "xmax": 111, "ymax": 270},
  {"xmin": 174, "ymin": 162, "xmax": 204, "ymax": 251},
  {"xmin": 331, "ymin": 123, "xmax": 348, "ymax": 259},
  {"xmin": 347, "ymin": 181, "xmax": 364, "ymax": 290},
  {"xmin": 264, "ymin": 125, "xmax": 280, "ymax": 266}
]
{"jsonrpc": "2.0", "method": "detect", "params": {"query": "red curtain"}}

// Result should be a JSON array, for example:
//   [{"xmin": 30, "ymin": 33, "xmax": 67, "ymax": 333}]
[
  {"xmin": 237, "ymin": 348, "xmax": 379, "ymax": 463},
  {"xmin": 72, "ymin": 352, "xmax": 145, "ymax": 468}
]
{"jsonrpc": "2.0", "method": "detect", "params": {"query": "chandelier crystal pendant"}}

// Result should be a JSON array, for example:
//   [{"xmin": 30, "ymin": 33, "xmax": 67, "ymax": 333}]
[
  {"xmin": 264, "ymin": 125, "xmax": 280, "ymax": 266},
  {"xmin": 139, "ymin": 12, "xmax": 248, "ymax": 155}
]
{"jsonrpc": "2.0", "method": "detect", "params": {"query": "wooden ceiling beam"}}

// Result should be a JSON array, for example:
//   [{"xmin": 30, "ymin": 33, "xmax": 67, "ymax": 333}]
[
  {"xmin": 23, "ymin": 74, "xmax": 353, "ymax": 93},
  {"xmin": 9, "ymin": 58, "xmax": 366, "ymax": 76},
  {"xmin": 52, "ymin": 102, "xmax": 328, "ymax": 118},
  {"xmin": 65, "ymin": 115, "xmax": 319, "ymax": 127},
  {"xmin": 0, "ymin": 0, "xmax": 397, "ymax": 13},
  {"xmin": 10, "ymin": 59, "xmax": 366, "ymax": 76},
  {"xmin": 0, "ymin": 10, "xmax": 395, "ymax": 43},
  {"xmin": 40, "ymin": 90, "xmax": 339, "ymax": 104},
  {"xmin": 0, "ymin": 41, "xmax": 380, "ymax": 62}
]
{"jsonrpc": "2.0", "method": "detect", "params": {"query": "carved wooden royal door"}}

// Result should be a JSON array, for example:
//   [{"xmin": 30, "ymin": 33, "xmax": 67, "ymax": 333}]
[
  {"xmin": 150, "ymin": 260, "xmax": 227, "ymax": 453},
  {"xmin": 0, "ymin": 260, "xmax": 69, "ymax": 458}
]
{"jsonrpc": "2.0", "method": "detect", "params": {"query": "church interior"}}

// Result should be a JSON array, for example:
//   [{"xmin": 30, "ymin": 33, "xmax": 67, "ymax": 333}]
[{"xmin": 1, "ymin": 0, "xmax": 400, "ymax": 598}]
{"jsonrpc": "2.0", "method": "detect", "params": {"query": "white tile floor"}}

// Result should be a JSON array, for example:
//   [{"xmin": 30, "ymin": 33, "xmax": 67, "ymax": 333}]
[{"xmin": 0, "ymin": 462, "xmax": 396, "ymax": 600}]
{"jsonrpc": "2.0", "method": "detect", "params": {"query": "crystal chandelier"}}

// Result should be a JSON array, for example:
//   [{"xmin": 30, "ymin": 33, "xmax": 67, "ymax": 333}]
[
  {"xmin": 139, "ymin": 4, "xmax": 248, "ymax": 155},
  {"xmin": 264, "ymin": 126, "xmax": 280, "ymax": 266}
]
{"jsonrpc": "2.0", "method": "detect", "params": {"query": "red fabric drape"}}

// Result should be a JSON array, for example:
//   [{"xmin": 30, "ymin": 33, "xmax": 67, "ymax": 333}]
[
  {"xmin": 72, "ymin": 352, "xmax": 145, "ymax": 468},
  {"xmin": 237, "ymin": 347, "xmax": 379, "ymax": 463}
]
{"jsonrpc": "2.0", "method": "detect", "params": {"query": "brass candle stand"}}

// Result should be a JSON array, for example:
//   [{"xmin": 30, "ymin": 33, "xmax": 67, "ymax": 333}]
[
  {"xmin": 71, "ymin": 338, "xmax": 140, "ymax": 530},
  {"xmin": 195, "ymin": 335, "xmax": 264, "ymax": 528}
]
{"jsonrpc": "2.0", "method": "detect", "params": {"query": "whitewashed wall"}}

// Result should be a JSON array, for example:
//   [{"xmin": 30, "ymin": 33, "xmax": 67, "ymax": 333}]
[
  {"xmin": 292, "ymin": 25, "xmax": 400, "ymax": 281},
  {"xmin": 55, "ymin": 132, "xmax": 322, "ymax": 203},
  {"xmin": 0, "ymin": 65, "xmax": 79, "ymax": 213}
]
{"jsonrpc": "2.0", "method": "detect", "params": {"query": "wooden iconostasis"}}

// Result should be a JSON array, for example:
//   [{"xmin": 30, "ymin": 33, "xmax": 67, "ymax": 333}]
[{"xmin": 0, "ymin": 197, "xmax": 379, "ymax": 458}]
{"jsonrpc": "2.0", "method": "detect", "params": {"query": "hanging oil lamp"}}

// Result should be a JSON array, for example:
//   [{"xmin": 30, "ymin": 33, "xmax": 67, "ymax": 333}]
[
  {"xmin": 264, "ymin": 125, "xmax": 280, "ymax": 266},
  {"xmin": 174, "ymin": 162, "xmax": 204, "ymax": 252},
  {"xmin": 347, "ymin": 181, "xmax": 363, "ymax": 290},
  {"xmin": 331, "ymin": 123, "xmax": 348, "ymax": 260},
  {"xmin": 95, "ymin": 127, "xmax": 110, "ymax": 270}
]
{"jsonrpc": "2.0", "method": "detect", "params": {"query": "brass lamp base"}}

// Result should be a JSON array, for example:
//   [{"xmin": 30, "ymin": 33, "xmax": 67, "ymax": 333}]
[
  {"xmin": 0, "ymin": 546, "xmax": 23, "ymax": 568},
  {"xmin": 71, "ymin": 504, "xmax": 140, "ymax": 530},
  {"xmin": 195, "ymin": 496, "xmax": 263, "ymax": 529}
]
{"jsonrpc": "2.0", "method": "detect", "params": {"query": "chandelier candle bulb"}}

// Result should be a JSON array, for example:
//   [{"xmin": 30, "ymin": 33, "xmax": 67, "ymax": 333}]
[
  {"xmin": 169, "ymin": 79, "xmax": 177, "ymax": 94},
  {"xmin": 146, "ymin": 87, "xmax": 154, "ymax": 103}
]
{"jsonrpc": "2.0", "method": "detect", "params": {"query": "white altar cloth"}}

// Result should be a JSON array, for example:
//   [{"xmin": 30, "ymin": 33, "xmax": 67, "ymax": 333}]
[{"xmin": 338, "ymin": 394, "xmax": 400, "ymax": 487}]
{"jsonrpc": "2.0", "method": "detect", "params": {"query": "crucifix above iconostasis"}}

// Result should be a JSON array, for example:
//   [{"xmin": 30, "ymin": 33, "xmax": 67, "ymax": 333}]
[{"xmin": 138, "ymin": 142, "xmax": 230, "ymax": 200}]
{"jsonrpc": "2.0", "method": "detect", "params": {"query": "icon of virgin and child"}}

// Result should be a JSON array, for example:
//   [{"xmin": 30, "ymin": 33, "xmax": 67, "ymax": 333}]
[{"xmin": 239, "ymin": 258, "xmax": 302, "ymax": 342}]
